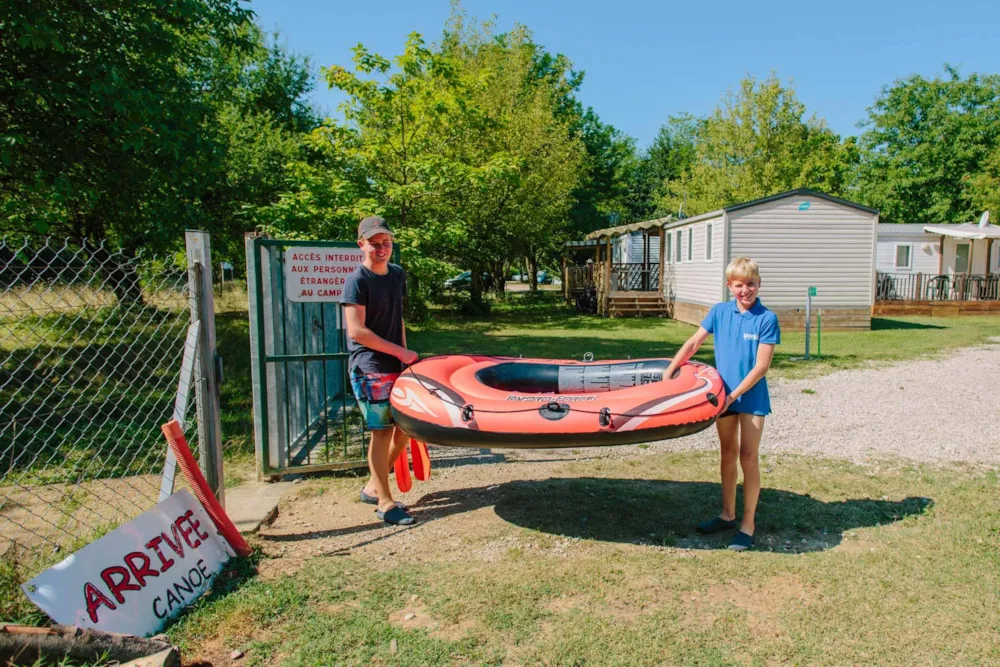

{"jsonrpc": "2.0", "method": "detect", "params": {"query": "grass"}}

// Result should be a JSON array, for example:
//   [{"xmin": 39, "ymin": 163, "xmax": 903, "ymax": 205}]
[
  {"xmin": 6, "ymin": 287, "xmax": 997, "ymax": 484},
  {"xmin": 166, "ymin": 451, "xmax": 1000, "ymax": 666},
  {"xmin": 407, "ymin": 292, "xmax": 1000, "ymax": 381}
]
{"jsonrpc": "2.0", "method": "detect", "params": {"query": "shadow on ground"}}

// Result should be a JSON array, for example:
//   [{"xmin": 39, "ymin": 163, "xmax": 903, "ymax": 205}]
[{"xmin": 262, "ymin": 477, "xmax": 932, "ymax": 555}]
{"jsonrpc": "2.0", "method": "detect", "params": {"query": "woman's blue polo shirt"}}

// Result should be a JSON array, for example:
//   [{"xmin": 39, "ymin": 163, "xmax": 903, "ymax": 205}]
[{"xmin": 700, "ymin": 299, "xmax": 781, "ymax": 416}]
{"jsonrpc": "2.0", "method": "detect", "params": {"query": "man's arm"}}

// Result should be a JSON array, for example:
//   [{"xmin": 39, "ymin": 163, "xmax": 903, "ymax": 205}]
[
  {"xmin": 344, "ymin": 304, "xmax": 418, "ymax": 365},
  {"xmin": 664, "ymin": 327, "xmax": 711, "ymax": 379},
  {"xmin": 723, "ymin": 343, "xmax": 775, "ymax": 409}
]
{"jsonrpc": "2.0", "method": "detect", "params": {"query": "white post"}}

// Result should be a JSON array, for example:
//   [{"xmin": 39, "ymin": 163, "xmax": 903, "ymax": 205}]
[
  {"xmin": 186, "ymin": 231, "xmax": 225, "ymax": 506},
  {"xmin": 804, "ymin": 288, "xmax": 812, "ymax": 360}
]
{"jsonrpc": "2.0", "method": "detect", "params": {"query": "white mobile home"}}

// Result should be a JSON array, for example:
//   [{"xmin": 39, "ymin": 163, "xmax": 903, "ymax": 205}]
[
  {"xmin": 585, "ymin": 189, "xmax": 879, "ymax": 330},
  {"xmin": 654, "ymin": 189, "xmax": 879, "ymax": 330},
  {"xmin": 874, "ymin": 219, "xmax": 1000, "ymax": 307},
  {"xmin": 876, "ymin": 223, "xmax": 1000, "ymax": 276}
]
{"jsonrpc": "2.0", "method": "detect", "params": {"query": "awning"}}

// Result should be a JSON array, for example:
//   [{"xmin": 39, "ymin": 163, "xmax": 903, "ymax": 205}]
[
  {"xmin": 584, "ymin": 216, "xmax": 673, "ymax": 240},
  {"xmin": 922, "ymin": 223, "xmax": 1000, "ymax": 240}
]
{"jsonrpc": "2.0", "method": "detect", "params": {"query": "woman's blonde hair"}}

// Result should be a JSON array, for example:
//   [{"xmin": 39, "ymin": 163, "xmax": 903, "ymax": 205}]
[{"xmin": 725, "ymin": 257, "xmax": 760, "ymax": 283}]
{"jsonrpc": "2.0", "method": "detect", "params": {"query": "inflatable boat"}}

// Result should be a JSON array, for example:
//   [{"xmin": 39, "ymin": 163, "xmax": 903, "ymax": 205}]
[{"xmin": 389, "ymin": 355, "xmax": 725, "ymax": 449}]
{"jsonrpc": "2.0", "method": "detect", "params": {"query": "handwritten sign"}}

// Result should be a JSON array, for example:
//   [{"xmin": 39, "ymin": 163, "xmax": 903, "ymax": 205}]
[
  {"xmin": 284, "ymin": 246, "xmax": 364, "ymax": 303},
  {"xmin": 22, "ymin": 490, "xmax": 234, "ymax": 637}
]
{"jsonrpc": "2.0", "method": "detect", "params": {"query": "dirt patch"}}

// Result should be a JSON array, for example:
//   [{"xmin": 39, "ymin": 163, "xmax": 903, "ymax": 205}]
[
  {"xmin": 544, "ymin": 594, "xmax": 590, "ymax": 614},
  {"xmin": 390, "ymin": 600, "xmax": 438, "ymax": 632},
  {"xmin": 704, "ymin": 574, "xmax": 818, "ymax": 615},
  {"xmin": 256, "ymin": 555, "xmax": 307, "ymax": 580},
  {"xmin": 430, "ymin": 618, "xmax": 478, "ymax": 642}
]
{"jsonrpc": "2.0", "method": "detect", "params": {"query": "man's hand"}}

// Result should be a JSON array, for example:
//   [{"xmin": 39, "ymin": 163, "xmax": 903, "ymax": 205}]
[
  {"xmin": 723, "ymin": 394, "xmax": 736, "ymax": 411},
  {"xmin": 399, "ymin": 349, "xmax": 419, "ymax": 366}
]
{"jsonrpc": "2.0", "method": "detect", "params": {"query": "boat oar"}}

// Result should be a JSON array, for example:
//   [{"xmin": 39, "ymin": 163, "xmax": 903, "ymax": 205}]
[{"xmin": 410, "ymin": 438, "xmax": 431, "ymax": 481}]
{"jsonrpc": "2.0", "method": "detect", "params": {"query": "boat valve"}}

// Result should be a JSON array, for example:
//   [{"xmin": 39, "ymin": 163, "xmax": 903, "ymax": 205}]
[
  {"xmin": 707, "ymin": 393, "xmax": 719, "ymax": 407},
  {"xmin": 599, "ymin": 407, "xmax": 612, "ymax": 428},
  {"xmin": 539, "ymin": 402, "xmax": 570, "ymax": 421},
  {"xmin": 461, "ymin": 404, "xmax": 475, "ymax": 422}
]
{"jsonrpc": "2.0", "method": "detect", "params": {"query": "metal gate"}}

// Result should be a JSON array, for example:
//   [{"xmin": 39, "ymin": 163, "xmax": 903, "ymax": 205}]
[{"xmin": 246, "ymin": 237, "xmax": 392, "ymax": 479}]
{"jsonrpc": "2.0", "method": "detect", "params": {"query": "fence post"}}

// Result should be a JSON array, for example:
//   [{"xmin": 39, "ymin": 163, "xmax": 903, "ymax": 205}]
[{"xmin": 186, "ymin": 230, "xmax": 225, "ymax": 506}]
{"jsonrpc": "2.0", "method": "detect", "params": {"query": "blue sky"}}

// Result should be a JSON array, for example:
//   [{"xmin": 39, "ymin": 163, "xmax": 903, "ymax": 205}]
[{"xmin": 247, "ymin": 0, "xmax": 1000, "ymax": 149}]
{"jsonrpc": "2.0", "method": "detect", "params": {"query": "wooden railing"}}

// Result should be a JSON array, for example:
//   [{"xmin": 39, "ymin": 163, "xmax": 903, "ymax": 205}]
[
  {"xmin": 611, "ymin": 262, "xmax": 661, "ymax": 291},
  {"xmin": 876, "ymin": 272, "xmax": 1000, "ymax": 302},
  {"xmin": 566, "ymin": 264, "xmax": 595, "ymax": 294}
]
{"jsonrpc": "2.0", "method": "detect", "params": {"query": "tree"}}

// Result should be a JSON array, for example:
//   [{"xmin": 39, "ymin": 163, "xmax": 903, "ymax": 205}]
[
  {"xmin": 441, "ymin": 20, "xmax": 585, "ymax": 298},
  {"xmin": 568, "ymin": 110, "xmax": 641, "ymax": 234},
  {"xmin": 661, "ymin": 74, "xmax": 857, "ymax": 216},
  {"xmin": 858, "ymin": 67, "xmax": 1000, "ymax": 224},
  {"xmin": 0, "ymin": 0, "xmax": 252, "ymax": 246},
  {"xmin": 1, "ymin": 1, "xmax": 319, "ymax": 300},
  {"xmin": 627, "ymin": 114, "xmax": 700, "ymax": 220},
  {"xmin": 968, "ymin": 144, "xmax": 1000, "ymax": 219}
]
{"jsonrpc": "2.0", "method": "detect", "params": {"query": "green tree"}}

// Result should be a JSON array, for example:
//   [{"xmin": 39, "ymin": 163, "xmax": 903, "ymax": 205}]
[
  {"xmin": 0, "ymin": 0, "xmax": 252, "ymax": 247},
  {"xmin": 968, "ymin": 144, "xmax": 1000, "ymax": 219},
  {"xmin": 858, "ymin": 67, "xmax": 1000, "ymax": 224},
  {"xmin": 568, "ymin": 110, "xmax": 641, "ymax": 234},
  {"xmin": 662, "ymin": 74, "xmax": 857, "ymax": 215},
  {"xmin": 442, "ymin": 20, "xmax": 585, "ymax": 297},
  {"xmin": 1, "ymin": 1, "xmax": 318, "ymax": 299},
  {"xmin": 628, "ymin": 114, "xmax": 700, "ymax": 220}
]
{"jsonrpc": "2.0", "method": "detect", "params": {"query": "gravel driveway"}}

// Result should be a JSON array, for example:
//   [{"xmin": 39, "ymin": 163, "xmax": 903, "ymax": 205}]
[
  {"xmin": 648, "ymin": 341, "xmax": 1000, "ymax": 466},
  {"xmin": 494, "ymin": 342, "xmax": 1000, "ymax": 468}
]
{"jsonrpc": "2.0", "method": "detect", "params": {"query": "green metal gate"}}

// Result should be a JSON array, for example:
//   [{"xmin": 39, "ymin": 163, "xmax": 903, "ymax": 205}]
[{"xmin": 246, "ymin": 237, "xmax": 395, "ymax": 479}]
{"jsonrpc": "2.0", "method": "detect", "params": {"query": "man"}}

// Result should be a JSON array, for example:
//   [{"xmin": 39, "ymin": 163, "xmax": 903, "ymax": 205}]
[{"xmin": 343, "ymin": 216, "xmax": 419, "ymax": 526}]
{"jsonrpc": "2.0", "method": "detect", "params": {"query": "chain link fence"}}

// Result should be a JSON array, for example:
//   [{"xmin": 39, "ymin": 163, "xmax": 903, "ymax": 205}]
[{"xmin": 0, "ymin": 237, "xmax": 198, "ymax": 563}]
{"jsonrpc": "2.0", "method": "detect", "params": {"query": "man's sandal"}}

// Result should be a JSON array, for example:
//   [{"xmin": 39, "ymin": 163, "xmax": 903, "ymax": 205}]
[
  {"xmin": 376, "ymin": 506, "xmax": 416, "ymax": 526},
  {"xmin": 728, "ymin": 531, "xmax": 755, "ymax": 551},
  {"xmin": 360, "ymin": 488, "xmax": 405, "ymax": 509},
  {"xmin": 696, "ymin": 517, "xmax": 738, "ymax": 534}
]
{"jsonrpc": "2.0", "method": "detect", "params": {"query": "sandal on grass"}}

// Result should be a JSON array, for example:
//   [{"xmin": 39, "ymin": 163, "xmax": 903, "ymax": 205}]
[
  {"xmin": 728, "ymin": 531, "xmax": 755, "ymax": 551},
  {"xmin": 696, "ymin": 516, "xmax": 738, "ymax": 534}
]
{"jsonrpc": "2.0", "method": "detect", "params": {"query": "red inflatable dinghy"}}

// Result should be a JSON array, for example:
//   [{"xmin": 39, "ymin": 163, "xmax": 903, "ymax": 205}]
[{"xmin": 389, "ymin": 355, "xmax": 726, "ymax": 449}]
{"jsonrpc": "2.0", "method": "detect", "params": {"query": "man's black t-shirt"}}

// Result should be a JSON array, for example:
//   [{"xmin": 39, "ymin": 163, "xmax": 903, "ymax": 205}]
[{"xmin": 342, "ymin": 263, "xmax": 406, "ymax": 373}]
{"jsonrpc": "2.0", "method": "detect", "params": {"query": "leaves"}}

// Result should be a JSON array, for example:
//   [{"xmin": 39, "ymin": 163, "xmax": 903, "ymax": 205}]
[{"xmin": 857, "ymin": 67, "xmax": 1000, "ymax": 224}]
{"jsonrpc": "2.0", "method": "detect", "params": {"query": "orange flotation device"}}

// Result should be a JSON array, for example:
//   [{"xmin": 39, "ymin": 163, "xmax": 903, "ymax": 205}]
[{"xmin": 390, "ymin": 355, "xmax": 726, "ymax": 449}]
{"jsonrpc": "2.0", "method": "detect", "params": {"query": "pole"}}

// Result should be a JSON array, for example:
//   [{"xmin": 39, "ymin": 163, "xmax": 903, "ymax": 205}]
[
  {"xmin": 804, "ymin": 288, "xmax": 812, "ymax": 360},
  {"xmin": 817, "ymin": 310, "xmax": 822, "ymax": 358},
  {"xmin": 186, "ymin": 230, "xmax": 225, "ymax": 506}
]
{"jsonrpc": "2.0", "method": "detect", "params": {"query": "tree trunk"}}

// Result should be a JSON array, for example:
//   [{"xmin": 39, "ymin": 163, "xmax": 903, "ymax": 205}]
[
  {"xmin": 470, "ymin": 264, "xmax": 484, "ymax": 305},
  {"xmin": 491, "ymin": 259, "xmax": 507, "ymax": 295},
  {"xmin": 88, "ymin": 240, "xmax": 145, "ymax": 306},
  {"xmin": 528, "ymin": 249, "xmax": 539, "ymax": 293}
]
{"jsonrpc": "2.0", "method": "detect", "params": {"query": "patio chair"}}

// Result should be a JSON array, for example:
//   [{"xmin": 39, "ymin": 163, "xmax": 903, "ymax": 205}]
[
  {"xmin": 925, "ymin": 275, "xmax": 951, "ymax": 301},
  {"xmin": 876, "ymin": 274, "xmax": 898, "ymax": 300}
]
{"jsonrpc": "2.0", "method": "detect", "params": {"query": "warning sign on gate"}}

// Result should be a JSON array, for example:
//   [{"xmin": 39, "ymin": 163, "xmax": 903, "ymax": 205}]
[{"xmin": 284, "ymin": 246, "xmax": 365, "ymax": 302}]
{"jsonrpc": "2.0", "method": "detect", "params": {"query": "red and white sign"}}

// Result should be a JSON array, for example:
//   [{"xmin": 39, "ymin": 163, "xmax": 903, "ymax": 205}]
[
  {"xmin": 284, "ymin": 246, "xmax": 364, "ymax": 303},
  {"xmin": 22, "ymin": 490, "xmax": 234, "ymax": 637}
]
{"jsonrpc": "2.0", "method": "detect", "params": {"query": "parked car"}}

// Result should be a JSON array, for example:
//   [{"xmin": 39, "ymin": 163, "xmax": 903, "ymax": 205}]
[
  {"xmin": 509, "ymin": 270, "xmax": 553, "ymax": 284},
  {"xmin": 443, "ymin": 270, "xmax": 494, "ymax": 290}
]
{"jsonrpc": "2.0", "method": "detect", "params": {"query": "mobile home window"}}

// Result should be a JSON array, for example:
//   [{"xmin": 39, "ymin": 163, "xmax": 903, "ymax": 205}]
[
  {"xmin": 955, "ymin": 243, "xmax": 970, "ymax": 273},
  {"xmin": 665, "ymin": 233, "xmax": 671, "ymax": 263},
  {"xmin": 706, "ymin": 224, "xmax": 713, "ymax": 261},
  {"xmin": 894, "ymin": 244, "xmax": 912, "ymax": 270},
  {"xmin": 675, "ymin": 231, "xmax": 682, "ymax": 262},
  {"xmin": 687, "ymin": 229, "xmax": 693, "ymax": 262}
]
